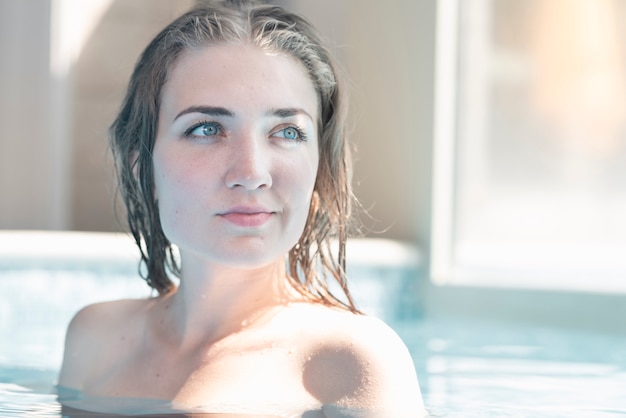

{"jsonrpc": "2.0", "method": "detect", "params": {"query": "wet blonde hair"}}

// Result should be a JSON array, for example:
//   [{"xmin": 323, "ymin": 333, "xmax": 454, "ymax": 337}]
[{"xmin": 110, "ymin": 0, "xmax": 359, "ymax": 312}]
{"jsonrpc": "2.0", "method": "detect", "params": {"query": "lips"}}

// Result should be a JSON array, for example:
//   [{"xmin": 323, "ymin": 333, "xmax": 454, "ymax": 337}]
[{"xmin": 218, "ymin": 206, "xmax": 274, "ymax": 227}]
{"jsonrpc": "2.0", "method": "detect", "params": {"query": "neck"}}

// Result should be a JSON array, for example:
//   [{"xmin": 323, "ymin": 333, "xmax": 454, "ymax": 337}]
[{"xmin": 154, "ymin": 255, "xmax": 299, "ymax": 350}]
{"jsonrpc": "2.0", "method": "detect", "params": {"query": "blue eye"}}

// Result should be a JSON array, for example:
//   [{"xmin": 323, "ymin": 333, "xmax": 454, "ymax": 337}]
[
  {"xmin": 273, "ymin": 126, "xmax": 307, "ymax": 141},
  {"xmin": 283, "ymin": 127, "xmax": 299, "ymax": 140},
  {"xmin": 185, "ymin": 122, "xmax": 221, "ymax": 137}
]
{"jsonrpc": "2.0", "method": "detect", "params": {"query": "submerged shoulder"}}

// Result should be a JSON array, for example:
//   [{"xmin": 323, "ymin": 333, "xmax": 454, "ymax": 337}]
[
  {"xmin": 66, "ymin": 298, "xmax": 149, "ymax": 336},
  {"xmin": 289, "ymin": 304, "xmax": 425, "ymax": 416},
  {"xmin": 337, "ymin": 312, "xmax": 413, "ymax": 358},
  {"xmin": 290, "ymin": 303, "xmax": 413, "ymax": 357},
  {"xmin": 58, "ymin": 298, "xmax": 151, "ymax": 389},
  {"xmin": 315, "ymin": 309, "xmax": 419, "ymax": 384}
]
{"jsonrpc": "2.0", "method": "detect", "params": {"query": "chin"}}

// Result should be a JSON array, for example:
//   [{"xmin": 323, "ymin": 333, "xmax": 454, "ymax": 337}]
[{"xmin": 183, "ymin": 239, "xmax": 291, "ymax": 270}]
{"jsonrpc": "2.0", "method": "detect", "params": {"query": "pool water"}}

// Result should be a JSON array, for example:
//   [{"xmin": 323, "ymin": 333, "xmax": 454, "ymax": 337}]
[
  {"xmin": 402, "ymin": 318, "xmax": 626, "ymax": 417},
  {"xmin": 1, "ymin": 234, "xmax": 626, "ymax": 417},
  {"xmin": 3, "ymin": 311, "xmax": 626, "ymax": 417}
]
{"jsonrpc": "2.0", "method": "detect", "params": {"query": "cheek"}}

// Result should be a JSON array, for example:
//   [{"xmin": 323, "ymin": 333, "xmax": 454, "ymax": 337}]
[
  {"xmin": 153, "ymin": 154, "xmax": 179, "ymax": 203},
  {"xmin": 287, "ymin": 147, "xmax": 318, "ymax": 190},
  {"xmin": 152, "ymin": 152, "xmax": 200, "ymax": 231},
  {"xmin": 284, "ymin": 152, "xmax": 319, "ymax": 220},
  {"xmin": 152, "ymin": 158, "xmax": 179, "ymax": 235},
  {"xmin": 153, "ymin": 147, "xmax": 210, "ymax": 200}
]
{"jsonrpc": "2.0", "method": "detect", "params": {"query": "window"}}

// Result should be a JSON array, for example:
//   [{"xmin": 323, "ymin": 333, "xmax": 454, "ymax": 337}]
[{"xmin": 431, "ymin": 0, "xmax": 626, "ymax": 292}]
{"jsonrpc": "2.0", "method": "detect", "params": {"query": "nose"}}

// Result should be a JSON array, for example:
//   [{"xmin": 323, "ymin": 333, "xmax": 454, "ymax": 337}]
[{"xmin": 224, "ymin": 136, "xmax": 272, "ymax": 190}]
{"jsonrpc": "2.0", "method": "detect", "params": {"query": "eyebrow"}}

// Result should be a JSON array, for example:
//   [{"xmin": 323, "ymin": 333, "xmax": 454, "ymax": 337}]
[
  {"xmin": 173, "ymin": 106, "xmax": 234, "ymax": 122},
  {"xmin": 270, "ymin": 108, "xmax": 314, "ymax": 122},
  {"xmin": 173, "ymin": 105, "xmax": 314, "ymax": 123}
]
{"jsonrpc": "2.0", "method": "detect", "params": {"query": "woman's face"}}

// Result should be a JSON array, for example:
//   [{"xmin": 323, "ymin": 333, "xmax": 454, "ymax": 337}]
[{"xmin": 153, "ymin": 43, "xmax": 319, "ymax": 269}]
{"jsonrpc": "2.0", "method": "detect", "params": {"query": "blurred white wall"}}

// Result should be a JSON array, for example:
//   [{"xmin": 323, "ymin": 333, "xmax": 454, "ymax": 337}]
[
  {"xmin": 0, "ymin": 0, "xmax": 437, "ymax": 246},
  {"xmin": 288, "ymin": 0, "xmax": 437, "ymax": 246},
  {"xmin": 0, "ymin": 1, "xmax": 65, "ymax": 229}
]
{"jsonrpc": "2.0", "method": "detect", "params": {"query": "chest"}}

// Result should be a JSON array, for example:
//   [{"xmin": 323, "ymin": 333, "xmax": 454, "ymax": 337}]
[{"xmin": 82, "ymin": 339, "xmax": 318, "ymax": 412}]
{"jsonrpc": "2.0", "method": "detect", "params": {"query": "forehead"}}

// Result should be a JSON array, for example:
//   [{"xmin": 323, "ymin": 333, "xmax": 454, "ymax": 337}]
[{"xmin": 159, "ymin": 43, "xmax": 319, "ymax": 121}]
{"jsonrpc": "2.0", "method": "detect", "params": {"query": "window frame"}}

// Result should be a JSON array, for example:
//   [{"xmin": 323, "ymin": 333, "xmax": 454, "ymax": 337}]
[{"xmin": 429, "ymin": 0, "xmax": 626, "ymax": 293}]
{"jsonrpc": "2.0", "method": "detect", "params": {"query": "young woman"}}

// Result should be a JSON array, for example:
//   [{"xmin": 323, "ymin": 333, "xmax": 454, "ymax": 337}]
[{"xmin": 58, "ymin": 1, "xmax": 425, "ymax": 416}]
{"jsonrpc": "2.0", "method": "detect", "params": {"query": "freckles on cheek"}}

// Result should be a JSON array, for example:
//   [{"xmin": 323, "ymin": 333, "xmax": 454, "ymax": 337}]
[
  {"xmin": 155, "ymin": 157, "xmax": 209, "ymax": 217},
  {"xmin": 154, "ymin": 152, "xmax": 188, "ymax": 190},
  {"xmin": 292, "ymin": 166, "xmax": 319, "ymax": 213},
  {"xmin": 153, "ymin": 157, "xmax": 181, "ymax": 210}
]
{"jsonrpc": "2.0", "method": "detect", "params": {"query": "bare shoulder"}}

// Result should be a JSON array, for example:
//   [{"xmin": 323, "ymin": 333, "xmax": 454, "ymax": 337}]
[
  {"xmin": 282, "ymin": 304, "xmax": 426, "ymax": 416},
  {"xmin": 57, "ymin": 298, "xmax": 151, "ymax": 390}
]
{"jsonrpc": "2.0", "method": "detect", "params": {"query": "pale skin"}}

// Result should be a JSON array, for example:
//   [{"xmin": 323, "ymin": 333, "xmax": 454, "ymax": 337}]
[{"xmin": 58, "ymin": 44, "xmax": 425, "ymax": 417}]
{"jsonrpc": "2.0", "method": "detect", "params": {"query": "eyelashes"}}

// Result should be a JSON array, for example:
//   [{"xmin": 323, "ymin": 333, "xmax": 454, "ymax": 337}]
[
  {"xmin": 182, "ymin": 120, "xmax": 309, "ymax": 142},
  {"xmin": 271, "ymin": 125, "xmax": 308, "ymax": 142},
  {"xmin": 183, "ymin": 121, "xmax": 222, "ymax": 138}
]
